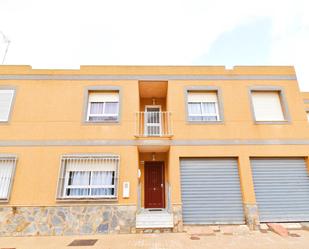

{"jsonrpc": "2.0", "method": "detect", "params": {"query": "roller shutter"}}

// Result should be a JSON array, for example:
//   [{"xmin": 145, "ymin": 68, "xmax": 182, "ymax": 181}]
[
  {"xmin": 251, "ymin": 158, "xmax": 309, "ymax": 222},
  {"xmin": 180, "ymin": 158, "xmax": 245, "ymax": 224}
]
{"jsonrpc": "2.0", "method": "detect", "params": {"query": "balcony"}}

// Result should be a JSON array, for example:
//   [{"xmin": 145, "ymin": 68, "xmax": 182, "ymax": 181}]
[{"xmin": 135, "ymin": 111, "xmax": 173, "ymax": 137}]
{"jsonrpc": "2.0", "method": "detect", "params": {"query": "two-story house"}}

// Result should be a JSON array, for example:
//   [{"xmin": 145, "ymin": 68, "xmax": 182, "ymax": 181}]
[{"xmin": 1, "ymin": 65, "xmax": 309, "ymax": 236}]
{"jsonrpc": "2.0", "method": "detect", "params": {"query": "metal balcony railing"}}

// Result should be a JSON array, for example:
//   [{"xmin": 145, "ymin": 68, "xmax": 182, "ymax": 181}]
[{"xmin": 135, "ymin": 111, "xmax": 172, "ymax": 137}]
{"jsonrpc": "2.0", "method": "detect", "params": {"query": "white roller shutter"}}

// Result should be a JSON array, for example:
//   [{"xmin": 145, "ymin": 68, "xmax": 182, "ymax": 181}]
[
  {"xmin": 251, "ymin": 91, "xmax": 285, "ymax": 121},
  {"xmin": 251, "ymin": 158, "xmax": 309, "ymax": 222},
  {"xmin": 180, "ymin": 158, "xmax": 245, "ymax": 224},
  {"xmin": 65, "ymin": 157, "xmax": 118, "ymax": 172},
  {"xmin": 0, "ymin": 157, "xmax": 17, "ymax": 200},
  {"xmin": 0, "ymin": 90, "xmax": 14, "ymax": 121}
]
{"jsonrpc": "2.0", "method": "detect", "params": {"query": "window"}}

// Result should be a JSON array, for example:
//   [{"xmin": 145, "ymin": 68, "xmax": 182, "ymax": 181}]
[
  {"xmin": 86, "ymin": 91, "xmax": 119, "ymax": 122},
  {"xmin": 251, "ymin": 91, "xmax": 286, "ymax": 122},
  {"xmin": 57, "ymin": 155, "xmax": 119, "ymax": 199},
  {"xmin": 0, "ymin": 89, "xmax": 15, "ymax": 122},
  {"xmin": 0, "ymin": 156, "xmax": 17, "ymax": 201},
  {"xmin": 187, "ymin": 91, "xmax": 220, "ymax": 121}
]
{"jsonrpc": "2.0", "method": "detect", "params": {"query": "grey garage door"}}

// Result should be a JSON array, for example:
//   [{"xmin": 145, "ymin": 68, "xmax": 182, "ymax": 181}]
[
  {"xmin": 251, "ymin": 158, "xmax": 309, "ymax": 222},
  {"xmin": 180, "ymin": 158, "xmax": 245, "ymax": 224}
]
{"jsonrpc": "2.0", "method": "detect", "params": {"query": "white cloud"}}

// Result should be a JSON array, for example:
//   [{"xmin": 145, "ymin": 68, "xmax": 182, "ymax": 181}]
[
  {"xmin": 0, "ymin": 0, "xmax": 309, "ymax": 89},
  {"xmin": 267, "ymin": 1, "xmax": 309, "ymax": 90}
]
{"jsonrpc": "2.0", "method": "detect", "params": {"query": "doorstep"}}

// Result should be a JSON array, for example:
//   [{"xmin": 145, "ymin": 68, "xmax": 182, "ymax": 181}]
[{"xmin": 136, "ymin": 209, "xmax": 173, "ymax": 229}]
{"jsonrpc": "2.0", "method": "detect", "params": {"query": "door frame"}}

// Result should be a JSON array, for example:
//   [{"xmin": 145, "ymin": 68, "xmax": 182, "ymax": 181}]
[
  {"xmin": 144, "ymin": 161, "xmax": 165, "ymax": 209},
  {"xmin": 144, "ymin": 105, "xmax": 162, "ymax": 136}
]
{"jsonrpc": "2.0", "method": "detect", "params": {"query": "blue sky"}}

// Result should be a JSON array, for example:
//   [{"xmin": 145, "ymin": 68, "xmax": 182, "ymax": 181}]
[
  {"xmin": 0, "ymin": 0, "xmax": 309, "ymax": 90},
  {"xmin": 195, "ymin": 18, "xmax": 272, "ymax": 66}
]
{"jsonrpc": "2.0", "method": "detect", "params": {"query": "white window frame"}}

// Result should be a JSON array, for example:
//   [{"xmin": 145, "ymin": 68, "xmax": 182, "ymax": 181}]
[
  {"xmin": 86, "ymin": 91, "xmax": 120, "ymax": 123},
  {"xmin": 144, "ymin": 105, "xmax": 162, "ymax": 136},
  {"xmin": 87, "ymin": 101, "xmax": 119, "ymax": 121},
  {"xmin": 63, "ymin": 171, "xmax": 116, "ymax": 199},
  {"xmin": 0, "ymin": 88, "xmax": 15, "ymax": 122},
  {"xmin": 0, "ymin": 155, "xmax": 17, "ymax": 202},
  {"xmin": 187, "ymin": 91, "xmax": 220, "ymax": 122},
  {"xmin": 57, "ymin": 155, "xmax": 119, "ymax": 200},
  {"xmin": 188, "ymin": 101, "xmax": 220, "ymax": 121}
]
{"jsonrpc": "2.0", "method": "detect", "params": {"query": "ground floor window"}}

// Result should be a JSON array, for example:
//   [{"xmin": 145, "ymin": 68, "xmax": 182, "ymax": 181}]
[
  {"xmin": 57, "ymin": 155, "xmax": 119, "ymax": 199},
  {"xmin": 0, "ymin": 156, "xmax": 17, "ymax": 201}
]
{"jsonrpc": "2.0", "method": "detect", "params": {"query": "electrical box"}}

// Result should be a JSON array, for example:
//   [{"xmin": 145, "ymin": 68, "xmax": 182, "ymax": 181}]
[{"xmin": 123, "ymin": 181, "xmax": 130, "ymax": 198}]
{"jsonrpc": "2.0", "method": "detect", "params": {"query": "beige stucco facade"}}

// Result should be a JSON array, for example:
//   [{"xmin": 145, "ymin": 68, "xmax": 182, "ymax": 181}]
[{"xmin": 1, "ymin": 65, "xmax": 309, "ymax": 235}]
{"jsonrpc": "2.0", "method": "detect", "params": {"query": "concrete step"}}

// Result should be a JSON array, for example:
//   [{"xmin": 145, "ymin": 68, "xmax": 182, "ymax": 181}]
[
  {"xmin": 137, "ymin": 215, "xmax": 172, "ymax": 219},
  {"xmin": 136, "ymin": 221, "xmax": 173, "ymax": 228},
  {"xmin": 136, "ymin": 220, "xmax": 173, "ymax": 224},
  {"xmin": 137, "ymin": 213, "xmax": 172, "ymax": 216},
  {"xmin": 136, "ymin": 214, "xmax": 172, "ymax": 219},
  {"xmin": 137, "ymin": 220, "xmax": 173, "ymax": 224},
  {"xmin": 136, "ymin": 217, "xmax": 173, "ymax": 221},
  {"xmin": 136, "ymin": 212, "xmax": 173, "ymax": 228},
  {"xmin": 136, "ymin": 219, "xmax": 173, "ymax": 224},
  {"xmin": 136, "ymin": 223, "xmax": 173, "ymax": 228}
]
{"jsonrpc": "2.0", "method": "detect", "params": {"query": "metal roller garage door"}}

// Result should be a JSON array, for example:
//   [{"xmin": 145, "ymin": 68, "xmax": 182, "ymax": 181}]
[
  {"xmin": 180, "ymin": 158, "xmax": 245, "ymax": 224},
  {"xmin": 251, "ymin": 158, "xmax": 309, "ymax": 222}
]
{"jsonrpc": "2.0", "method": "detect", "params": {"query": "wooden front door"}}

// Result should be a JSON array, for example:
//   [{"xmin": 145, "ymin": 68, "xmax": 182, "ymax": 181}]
[{"xmin": 144, "ymin": 161, "xmax": 165, "ymax": 208}]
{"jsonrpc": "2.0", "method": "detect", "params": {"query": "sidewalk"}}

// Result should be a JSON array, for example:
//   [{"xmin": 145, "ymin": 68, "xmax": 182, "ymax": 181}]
[{"xmin": 1, "ymin": 231, "xmax": 309, "ymax": 249}]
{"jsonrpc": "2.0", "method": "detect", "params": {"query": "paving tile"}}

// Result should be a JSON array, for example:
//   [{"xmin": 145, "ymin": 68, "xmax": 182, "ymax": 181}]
[
  {"xmin": 233, "ymin": 225, "xmax": 250, "ymax": 235},
  {"xmin": 289, "ymin": 232, "xmax": 301, "ymax": 237},
  {"xmin": 186, "ymin": 226, "xmax": 215, "ymax": 236},
  {"xmin": 260, "ymin": 224, "xmax": 269, "ymax": 233},
  {"xmin": 301, "ymin": 222, "xmax": 309, "ymax": 231},
  {"xmin": 209, "ymin": 225, "xmax": 220, "ymax": 232},
  {"xmin": 267, "ymin": 223, "xmax": 289, "ymax": 237},
  {"xmin": 190, "ymin": 235, "xmax": 200, "ymax": 240},
  {"xmin": 281, "ymin": 223, "xmax": 302, "ymax": 230},
  {"xmin": 220, "ymin": 226, "xmax": 235, "ymax": 235},
  {"xmin": 3, "ymin": 230, "xmax": 309, "ymax": 249}
]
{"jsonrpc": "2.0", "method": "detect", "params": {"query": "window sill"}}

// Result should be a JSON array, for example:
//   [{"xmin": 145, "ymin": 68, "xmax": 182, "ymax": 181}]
[
  {"xmin": 187, "ymin": 120, "xmax": 224, "ymax": 125},
  {"xmin": 254, "ymin": 120, "xmax": 290, "ymax": 125},
  {"xmin": 83, "ymin": 120, "xmax": 120, "ymax": 125},
  {"xmin": 56, "ymin": 197, "xmax": 118, "ymax": 203}
]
